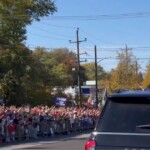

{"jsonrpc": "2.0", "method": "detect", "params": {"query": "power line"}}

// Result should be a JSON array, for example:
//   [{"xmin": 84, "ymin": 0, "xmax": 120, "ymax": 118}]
[
  {"xmin": 28, "ymin": 32, "xmax": 69, "ymax": 41},
  {"xmin": 30, "ymin": 25, "xmax": 75, "ymax": 39},
  {"xmin": 2, "ymin": 12, "xmax": 150, "ymax": 20},
  {"xmin": 40, "ymin": 12, "xmax": 150, "ymax": 20},
  {"xmin": 2, "ymin": 44, "xmax": 150, "ymax": 52},
  {"xmin": 80, "ymin": 57, "xmax": 150, "ymax": 60},
  {"xmin": 28, "ymin": 24, "xmax": 123, "ymax": 47},
  {"xmin": 1, "ymin": 53, "xmax": 150, "ymax": 60},
  {"xmin": 73, "ymin": 47, "xmax": 150, "ymax": 51},
  {"xmin": 80, "ymin": 28, "xmax": 122, "ymax": 46},
  {"xmin": 38, "ymin": 22, "xmax": 76, "ymax": 29}
]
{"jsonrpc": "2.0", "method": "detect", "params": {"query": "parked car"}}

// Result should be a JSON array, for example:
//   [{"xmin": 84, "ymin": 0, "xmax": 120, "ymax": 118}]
[{"xmin": 85, "ymin": 90, "xmax": 150, "ymax": 150}]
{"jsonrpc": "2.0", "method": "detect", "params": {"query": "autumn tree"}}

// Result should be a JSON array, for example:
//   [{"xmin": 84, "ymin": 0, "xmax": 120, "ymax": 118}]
[
  {"xmin": 142, "ymin": 61, "xmax": 150, "ymax": 89},
  {"xmin": 109, "ymin": 49, "xmax": 142, "ymax": 92}
]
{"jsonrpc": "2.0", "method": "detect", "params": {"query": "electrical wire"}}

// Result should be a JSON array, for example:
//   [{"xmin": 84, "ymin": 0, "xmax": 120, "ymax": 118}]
[
  {"xmin": 2, "ymin": 12, "xmax": 150, "ymax": 20},
  {"xmin": 29, "ymin": 25, "xmax": 75, "ymax": 39},
  {"xmin": 2, "ymin": 44, "xmax": 150, "ymax": 51},
  {"xmin": 38, "ymin": 22, "xmax": 76, "ymax": 29},
  {"xmin": 28, "ymin": 31, "xmax": 69, "ymax": 41}
]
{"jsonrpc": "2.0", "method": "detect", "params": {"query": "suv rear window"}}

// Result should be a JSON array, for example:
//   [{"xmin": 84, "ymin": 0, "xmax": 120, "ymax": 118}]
[{"xmin": 97, "ymin": 96, "xmax": 150, "ymax": 133}]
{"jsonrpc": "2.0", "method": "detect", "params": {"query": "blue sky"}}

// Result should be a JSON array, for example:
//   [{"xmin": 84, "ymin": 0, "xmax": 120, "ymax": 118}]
[{"xmin": 26, "ymin": 0, "xmax": 150, "ymax": 72}]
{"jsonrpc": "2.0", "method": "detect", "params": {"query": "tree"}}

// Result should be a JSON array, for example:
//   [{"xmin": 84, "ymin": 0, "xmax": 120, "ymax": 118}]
[
  {"xmin": 33, "ymin": 47, "xmax": 78, "ymax": 86},
  {"xmin": 109, "ymin": 49, "xmax": 142, "ymax": 91},
  {"xmin": 82, "ymin": 62, "xmax": 106, "ymax": 80},
  {"xmin": 0, "ymin": 0, "xmax": 57, "ymax": 105},
  {"xmin": 142, "ymin": 61, "xmax": 150, "ymax": 89},
  {"xmin": 0, "ymin": 0, "xmax": 57, "ymax": 46},
  {"xmin": 0, "ymin": 45, "xmax": 34, "ymax": 104}
]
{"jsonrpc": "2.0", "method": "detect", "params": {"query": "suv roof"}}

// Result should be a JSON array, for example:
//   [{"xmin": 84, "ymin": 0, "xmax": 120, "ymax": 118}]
[{"xmin": 109, "ymin": 90, "xmax": 150, "ymax": 97}]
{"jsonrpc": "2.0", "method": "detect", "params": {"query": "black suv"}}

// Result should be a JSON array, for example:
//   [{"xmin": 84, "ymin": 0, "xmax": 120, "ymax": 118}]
[{"xmin": 85, "ymin": 90, "xmax": 150, "ymax": 150}]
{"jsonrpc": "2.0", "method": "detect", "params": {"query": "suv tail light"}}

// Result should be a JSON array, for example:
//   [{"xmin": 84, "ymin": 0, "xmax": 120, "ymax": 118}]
[{"xmin": 85, "ymin": 140, "xmax": 96, "ymax": 150}]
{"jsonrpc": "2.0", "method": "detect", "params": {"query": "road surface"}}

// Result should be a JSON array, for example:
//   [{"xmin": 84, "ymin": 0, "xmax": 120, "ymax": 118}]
[{"xmin": 0, "ymin": 132, "xmax": 90, "ymax": 150}]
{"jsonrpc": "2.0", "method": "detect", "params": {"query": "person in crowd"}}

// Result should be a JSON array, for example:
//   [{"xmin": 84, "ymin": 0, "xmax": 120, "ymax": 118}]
[{"xmin": 0, "ymin": 105, "xmax": 100, "ymax": 143}]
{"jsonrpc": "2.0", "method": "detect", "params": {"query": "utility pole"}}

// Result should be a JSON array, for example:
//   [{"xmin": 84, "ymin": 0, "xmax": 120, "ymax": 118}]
[
  {"xmin": 124, "ymin": 45, "xmax": 132, "ymax": 80},
  {"xmin": 69, "ymin": 28, "xmax": 87, "ymax": 107},
  {"xmin": 135, "ymin": 60, "xmax": 138, "ymax": 76},
  {"xmin": 125, "ymin": 45, "xmax": 128, "ymax": 65},
  {"xmin": 95, "ymin": 45, "xmax": 98, "ymax": 108},
  {"xmin": 125, "ymin": 44, "xmax": 132, "ymax": 65}
]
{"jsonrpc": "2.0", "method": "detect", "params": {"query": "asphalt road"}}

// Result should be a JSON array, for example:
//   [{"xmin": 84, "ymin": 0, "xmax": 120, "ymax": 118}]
[{"xmin": 0, "ymin": 132, "xmax": 91, "ymax": 150}]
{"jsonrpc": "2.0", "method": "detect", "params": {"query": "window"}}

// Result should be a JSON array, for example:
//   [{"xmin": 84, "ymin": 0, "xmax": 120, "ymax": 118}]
[{"xmin": 97, "ymin": 97, "xmax": 150, "ymax": 133}]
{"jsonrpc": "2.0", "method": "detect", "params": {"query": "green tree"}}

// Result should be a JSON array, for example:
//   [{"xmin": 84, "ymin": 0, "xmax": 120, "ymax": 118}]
[
  {"xmin": 33, "ymin": 48, "xmax": 78, "ymax": 86},
  {"xmin": 0, "ymin": 0, "xmax": 57, "ymax": 45},
  {"xmin": 82, "ymin": 62, "xmax": 106, "ymax": 80},
  {"xmin": 0, "ymin": 45, "xmax": 33, "ymax": 104},
  {"xmin": 0, "ymin": 0, "xmax": 57, "ymax": 105}
]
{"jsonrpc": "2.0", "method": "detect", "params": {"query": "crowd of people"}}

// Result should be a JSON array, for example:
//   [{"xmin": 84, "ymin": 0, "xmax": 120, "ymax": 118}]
[{"xmin": 0, "ymin": 105, "xmax": 100, "ymax": 143}]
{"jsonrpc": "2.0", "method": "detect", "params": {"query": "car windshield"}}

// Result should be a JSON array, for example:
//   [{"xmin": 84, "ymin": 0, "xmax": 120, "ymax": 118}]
[{"xmin": 97, "ymin": 96, "xmax": 150, "ymax": 133}]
